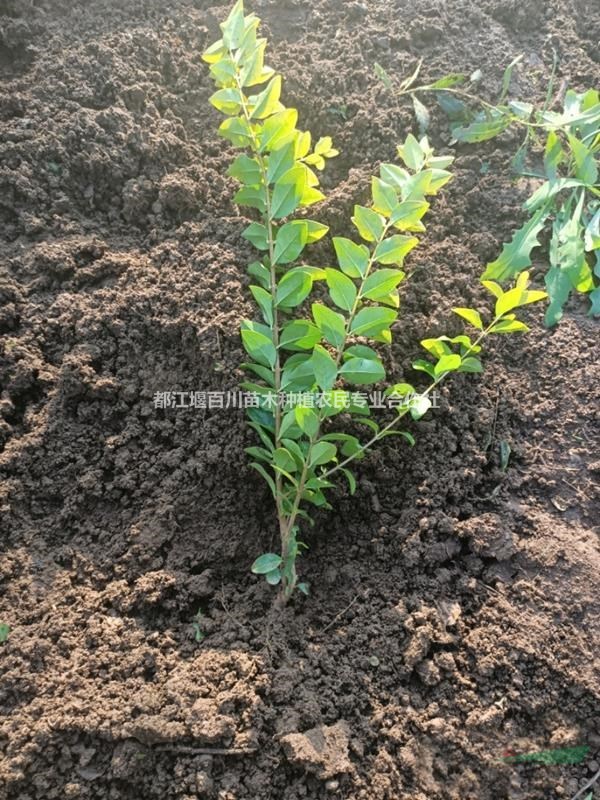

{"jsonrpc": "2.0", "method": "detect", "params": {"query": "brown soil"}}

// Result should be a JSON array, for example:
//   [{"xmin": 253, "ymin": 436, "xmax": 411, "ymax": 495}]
[{"xmin": 0, "ymin": 0, "xmax": 599, "ymax": 798}]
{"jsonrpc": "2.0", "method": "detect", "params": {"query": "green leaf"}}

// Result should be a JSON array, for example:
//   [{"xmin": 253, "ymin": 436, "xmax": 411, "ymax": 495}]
[
  {"xmin": 495, "ymin": 285, "xmax": 548, "ymax": 316},
  {"xmin": 490, "ymin": 319, "xmax": 529, "ymax": 333},
  {"xmin": 228, "ymin": 153, "xmax": 261, "ymax": 185},
  {"xmin": 459, "ymin": 356, "xmax": 483, "ymax": 372},
  {"xmin": 309, "ymin": 441, "xmax": 337, "ymax": 467},
  {"xmin": 240, "ymin": 41, "xmax": 274, "ymax": 87},
  {"xmin": 325, "ymin": 268, "xmax": 357, "ymax": 311},
  {"xmin": 389, "ymin": 200, "xmax": 429, "ymax": 231},
  {"xmin": 399, "ymin": 58, "xmax": 423, "ymax": 92},
  {"xmin": 412, "ymin": 359, "xmax": 435, "ymax": 378},
  {"xmin": 362, "ymin": 268, "xmax": 405, "ymax": 300},
  {"xmin": 305, "ymin": 220, "xmax": 329, "ymax": 243},
  {"xmin": 245, "ymin": 445, "xmax": 271, "ymax": 463},
  {"xmin": 524, "ymin": 179, "xmax": 585, "ymax": 212},
  {"xmin": 0, "ymin": 623, "xmax": 9, "ymax": 643},
  {"xmin": 434, "ymin": 353, "xmax": 462, "ymax": 376},
  {"xmin": 396, "ymin": 431, "xmax": 416, "ymax": 446},
  {"xmin": 273, "ymin": 220, "xmax": 308, "ymax": 264},
  {"xmin": 313, "ymin": 135, "xmax": 335, "ymax": 156},
  {"xmin": 350, "ymin": 307, "xmax": 397, "ymax": 338},
  {"xmin": 243, "ymin": 222, "xmax": 269, "ymax": 250},
  {"xmin": 220, "ymin": 0, "xmax": 245, "ymax": 48},
  {"xmin": 568, "ymin": 135, "xmax": 598, "ymax": 184},
  {"xmin": 421, "ymin": 337, "xmax": 451, "ymax": 357},
  {"xmin": 250, "ymin": 285, "xmax": 273, "ymax": 325},
  {"xmin": 374, "ymin": 234, "xmax": 419, "ymax": 265},
  {"xmin": 276, "ymin": 268, "xmax": 312, "ymax": 308},
  {"xmin": 248, "ymin": 260, "xmax": 270, "ymax": 289},
  {"xmin": 311, "ymin": 345, "xmax": 338, "ymax": 390},
  {"xmin": 312, "ymin": 303, "xmax": 346, "ymax": 348},
  {"xmin": 333, "ymin": 237, "xmax": 370, "ymax": 278},
  {"xmin": 499, "ymin": 54, "xmax": 523, "ymax": 102},
  {"xmin": 585, "ymin": 208, "xmax": 600, "ymax": 252},
  {"xmin": 295, "ymin": 405, "xmax": 319, "ymax": 437},
  {"xmin": 426, "ymin": 168, "xmax": 454, "ymax": 194},
  {"xmin": 410, "ymin": 395, "xmax": 432, "ymax": 420},
  {"xmin": 481, "ymin": 279, "xmax": 504, "ymax": 299},
  {"xmin": 374, "ymin": 61, "xmax": 393, "ymax": 90},
  {"xmin": 265, "ymin": 568, "xmax": 282, "ymax": 585},
  {"xmin": 508, "ymin": 100, "xmax": 533, "ymax": 121},
  {"xmin": 259, "ymin": 108, "xmax": 298, "ymax": 153},
  {"xmin": 344, "ymin": 344, "xmax": 379, "ymax": 361},
  {"xmin": 340, "ymin": 357, "xmax": 385, "ymax": 385},
  {"xmin": 279, "ymin": 408, "xmax": 299, "ymax": 438},
  {"xmin": 352, "ymin": 205, "xmax": 385, "ymax": 242},
  {"xmin": 385, "ymin": 382, "xmax": 415, "ymax": 398},
  {"xmin": 397, "ymin": 133, "xmax": 425, "ymax": 171},
  {"xmin": 251, "ymin": 552, "xmax": 283, "ymax": 574},
  {"xmin": 380, "ymin": 163, "xmax": 409, "ymax": 194},
  {"xmin": 210, "ymin": 87, "xmax": 243, "ymax": 115},
  {"xmin": 249, "ymin": 75, "xmax": 282, "ymax": 119},
  {"xmin": 341, "ymin": 467, "xmax": 357, "ymax": 494},
  {"xmin": 452, "ymin": 110, "xmax": 510, "ymax": 143},
  {"xmin": 280, "ymin": 320, "xmax": 322, "ymax": 350},
  {"xmin": 250, "ymin": 462, "xmax": 277, "ymax": 497},
  {"xmin": 219, "ymin": 116, "xmax": 254, "ymax": 147},
  {"xmin": 241, "ymin": 328, "xmax": 276, "ymax": 368},
  {"xmin": 372, "ymin": 177, "xmax": 398, "ymax": 216},
  {"xmin": 400, "ymin": 169, "xmax": 434, "ymax": 201},
  {"xmin": 281, "ymin": 438, "xmax": 306, "ymax": 469},
  {"xmin": 483, "ymin": 209, "xmax": 548, "ymax": 281},
  {"xmin": 431, "ymin": 73, "xmax": 466, "ymax": 89},
  {"xmin": 267, "ymin": 141, "xmax": 295, "ymax": 183},
  {"xmin": 412, "ymin": 95, "xmax": 430, "ymax": 135},
  {"xmin": 202, "ymin": 38, "xmax": 226, "ymax": 64},
  {"xmin": 452, "ymin": 307, "xmax": 483, "ymax": 330},
  {"xmin": 544, "ymin": 130, "xmax": 563, "ymax": 179},
  {"xmin": 271, "ymin": 165, "xmax": 305, "ymax": 219},
  {"xmin": 281, "ymin": 354, "xmax": 315, "ymax": 391},
  {"xmin": 544, "ymin": 267, "xmax": 573, "ymax": 327},
  {"xmin": 436, "ymin": 91, "xmax": 470, "ymax": 121},
  {"xmin": 234, "ymin": 185, "xmax": 266, "ymax": 212},
  {"xmin": 247, "ymin": 407, "xmax": 275, "ymax": 431},
  {"xmin": 274, "ymin": 447, "xmax": 297, "ymax": 472}
]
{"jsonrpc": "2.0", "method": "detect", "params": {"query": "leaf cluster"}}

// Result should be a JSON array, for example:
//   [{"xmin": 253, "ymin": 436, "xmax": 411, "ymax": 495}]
[{"xmin": 378, "ymin": 58, "xmax": 600, "ymax": 326}]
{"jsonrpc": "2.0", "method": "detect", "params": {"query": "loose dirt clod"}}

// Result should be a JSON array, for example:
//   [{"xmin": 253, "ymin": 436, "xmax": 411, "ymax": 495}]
[{"xmin": 280, "ymin": 721, "xmax": 352, "ymax": 779}]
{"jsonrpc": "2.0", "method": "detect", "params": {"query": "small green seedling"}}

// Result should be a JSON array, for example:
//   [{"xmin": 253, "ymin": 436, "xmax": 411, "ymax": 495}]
[
  {"xmin": 0, "ymin": 623, "xmax": 10, "ymax": 643},
  {"xmin": 192, "ymin": 610, "xmax": 205, "ymax": 643},
  {"xmin": 377, "ymin": 59, "xmax": 600, "ymax": 325},
  {"xmin": 499, "ymin": 440, "xmax": 511, "ymax": 472},
  {"xmin": 205, "ymin": 1, "xmax": 547, "ymax": 603},
  {"xmin": 501, "ymin": 744, "xmax": 589, "ymax": 765}
]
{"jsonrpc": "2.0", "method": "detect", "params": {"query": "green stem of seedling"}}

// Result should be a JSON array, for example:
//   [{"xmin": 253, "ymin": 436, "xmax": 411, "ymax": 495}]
[
  {"xmin": 398, "ymin": 85, "xmax": 557, "ymax": 131},
  {"xmin": 232, "ymin": 58, "xmax": 294, "ymax": 592},
  {"xmin": 278, "ymin": 220, "xmax": 394, "ymax": 600}
]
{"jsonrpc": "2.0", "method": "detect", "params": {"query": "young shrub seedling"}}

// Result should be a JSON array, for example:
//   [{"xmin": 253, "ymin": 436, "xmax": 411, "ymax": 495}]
[
  {"xmin": 205, "ymin": 2, "xmax": 547, "ymax": 603},
  {"xmin": 376, "ymin": 59, "xmax": 600, "ymax": 325}
]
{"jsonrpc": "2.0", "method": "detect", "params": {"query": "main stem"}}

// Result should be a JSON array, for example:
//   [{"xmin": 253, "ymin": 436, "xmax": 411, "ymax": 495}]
[
  {"xmin": 278, "ymin": 220, "xmax": 394, "ymax": 601},
  {"xmin": 232, "ymin": 65, "xmax": 292, "ymax": 586}
]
